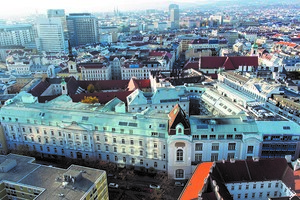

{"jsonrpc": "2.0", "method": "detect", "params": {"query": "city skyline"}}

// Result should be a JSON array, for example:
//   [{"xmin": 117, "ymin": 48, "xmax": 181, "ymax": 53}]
[{"xmin": 0, "ymin": 0, "xmax": 197, "ymax": 18}]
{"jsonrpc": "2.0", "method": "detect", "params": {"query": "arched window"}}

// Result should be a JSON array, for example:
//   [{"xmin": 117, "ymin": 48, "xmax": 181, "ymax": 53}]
[
  {"xmin": 176, "ymin": 169, "xmax": 184, "ymax": 178},
  {"xmin": 177, "ymin": 149, "xmax": 183, "ymax": 161},
  {"xmin": 140, "ymin": 159, "xmax": 143, "ymax": 165},
  {"xmin": 178, "ymin": 128, "xmax": 182, "ymax": 133}
]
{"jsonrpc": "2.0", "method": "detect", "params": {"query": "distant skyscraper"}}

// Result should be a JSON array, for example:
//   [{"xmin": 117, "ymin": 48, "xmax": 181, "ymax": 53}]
[
  {"xmin": 47, "ymin": 9, "xmax": 68, "ymax": 39},
  {"xmin": 169, "ymin": 4, "xmax": 179, "ymax": 29},
  {"xmin": 36, "ymin": 17, "xmax": 65, "ymax": 52},
  {"xmin": 66, "ymin": 13, "xmax": 98, "ymax": 47}
]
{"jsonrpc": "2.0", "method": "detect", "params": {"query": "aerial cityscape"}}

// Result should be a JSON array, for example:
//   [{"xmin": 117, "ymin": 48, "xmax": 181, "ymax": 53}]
[{"xmin": 0, "ymin": 0, "xmax": 300, "ymax": 199}]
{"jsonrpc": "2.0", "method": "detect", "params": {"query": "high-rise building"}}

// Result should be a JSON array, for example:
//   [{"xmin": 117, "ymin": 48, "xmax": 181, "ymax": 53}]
[
  {"xmin": 0, "ymin": 24, "xmax": 35, "ymax": 47},
  {"xmin": 36, "ymin": 17, "xmax": 66, "ymax": 52},
  {"xmin": 47, "ymin": 9, "xmax": 68, "ymax": 40},
  {"xmin": 169, "ymin": 4, "xmax": 179, "ymax": 29},
  {"xmin": 66, "ymin": 13, "xmax": 98, "ymax": 47}
]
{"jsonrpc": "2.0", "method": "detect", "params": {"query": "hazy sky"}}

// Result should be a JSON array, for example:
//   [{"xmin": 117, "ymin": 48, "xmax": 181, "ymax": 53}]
[{"xmin": 0, "ymin": 0, "xmax": 188, "ymax": 18}]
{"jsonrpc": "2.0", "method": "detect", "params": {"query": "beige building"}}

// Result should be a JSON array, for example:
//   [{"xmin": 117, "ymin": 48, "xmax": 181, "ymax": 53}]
[{"xmin": 0, "ymin": 154, "xmax": 108, "ymax": 200}]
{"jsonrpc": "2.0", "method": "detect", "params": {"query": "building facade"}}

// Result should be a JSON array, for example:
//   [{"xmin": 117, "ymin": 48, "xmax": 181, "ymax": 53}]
[{"xmin": 67, "ymin": 13, "xmax": 98, "ymax": 47}]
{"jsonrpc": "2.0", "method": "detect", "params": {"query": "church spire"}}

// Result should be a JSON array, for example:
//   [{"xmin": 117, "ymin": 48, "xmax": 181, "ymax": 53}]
[{"xmin": 68, "ymin": 40, "xmax": 75, "ymax": 61}]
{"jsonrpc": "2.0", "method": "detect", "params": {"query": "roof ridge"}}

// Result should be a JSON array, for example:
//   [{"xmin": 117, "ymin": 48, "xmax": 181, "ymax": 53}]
[{"xmin": 244, "ymin": 160, "xmax": 252, "ymax": 181}]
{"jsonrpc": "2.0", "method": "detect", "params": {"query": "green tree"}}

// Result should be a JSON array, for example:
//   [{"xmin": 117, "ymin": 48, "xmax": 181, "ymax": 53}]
[
  {"xmin": 87, "ymin": 84, "xmax": 95, "ymax": 93},
  {"xmin": 81, "ymin": 96, "xmax": 99, "ymax": 104}
]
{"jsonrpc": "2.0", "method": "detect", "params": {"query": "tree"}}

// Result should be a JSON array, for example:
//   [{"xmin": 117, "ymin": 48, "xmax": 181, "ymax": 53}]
[
  {"xmin": 87, "ymin": 84, "xmax": 95, "ymax": 93},
  {"xmin": 81, "ymin": 96, "xmax": 99, "ymax": 104}
]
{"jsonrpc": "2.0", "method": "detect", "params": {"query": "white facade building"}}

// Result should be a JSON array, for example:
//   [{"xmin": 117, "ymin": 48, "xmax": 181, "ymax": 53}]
[{"xmin": 36, "ymin": 18, "xmax": 65, "ymax": 53}]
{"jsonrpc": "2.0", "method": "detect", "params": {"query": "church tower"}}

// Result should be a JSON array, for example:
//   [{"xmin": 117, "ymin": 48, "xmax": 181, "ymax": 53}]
[
  {"xmin": 61, "ymin": 78, "xmax": 68, "ymax": 95},
  {"xmin": 67, "ymin": 40, "xmax": 77, "ymax": 73}
]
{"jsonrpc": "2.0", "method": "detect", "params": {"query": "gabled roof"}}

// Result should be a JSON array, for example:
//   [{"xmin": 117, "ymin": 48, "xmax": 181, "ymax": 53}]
[
  {"xmin": 70, "ymin": 91, "xmax": 132, "ymax": 105},
  {"xmin": 30, "ymin": 80, "xmax": 50, "ymax": 96},
  {"xmin": 200, "ymin": 56, "xmax": 258, "ymax": 70},
  {"xmin": 179, "ymin": 162, "xmax": 214, "ymax": 200},
  {"xmin": 168, "ymin": 104, "xmax": 191, "ymax": 135}
]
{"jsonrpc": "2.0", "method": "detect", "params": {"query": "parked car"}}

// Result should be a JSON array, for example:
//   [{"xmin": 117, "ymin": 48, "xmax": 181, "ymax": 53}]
[
  {"xmin": 175, "ymin": 182, "xmax": 184, "ymax": 187},
  {"xmin": 149, "ymin": 184, "xmax": 160, "ymax": 189},
  {"xmin": 108, "ymin": 183, "xmax": 119, "ymax": 188}
]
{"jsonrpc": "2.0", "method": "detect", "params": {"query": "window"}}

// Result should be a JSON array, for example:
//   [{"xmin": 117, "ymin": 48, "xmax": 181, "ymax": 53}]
[
  {"xmin": 47, "ymin": 147, "xmax": 50, "ymax": 152},
  {"xmin": 51, "ymin": 131, "xmax": 54, "ymax": 135},
  {"xmin": 60, "ymin": 141, "xmax": 63, "ymax": 145},
  {"xmin": 130, "ymin": 140, "xmax": 134, "ymax": 145},
  {"xmin": 238, "ymin": 185, "xmax": 242, "ymax": 190},
  {"xmin": 195, "ymin": 143, "xmax": 203, "ymax": 151},
  {"xmin": 68, "ymin": 134, "xmax": 71, "ymax": 139},
  {"xmin": 154, "ymin": 162, "xmax": 157, "ymax": 167},
  {"xmin": 45, "ymin": 138, "xmax": 48, "ymax": 143},
  {"xmin": 228, "ymin": 143, "xmax": 236, "ymax": 150},
  {"xmin": 131, "ymin": 149, "xmax": 134, "ymax": 154},
  {"xmin": 237, "ymin": 194, "xmax": 241, "ymax": 199},
  {"xmin": 151, "ymin": 132, "xmax": 158, "ymax": 136},
  {"xmin": 112, "ymin": 128, "xmax": 115, "ymax": 132},
  {"xmin": 122, "ymin": 148, "xmax": 126, "ymax": 153},
  {"xmin": 140, "ymin": 150, "xmax": 143, "ymax": 156},
  {"xmin": 105, "ymin": 137, "xmax": 108, "ymax": 142},
  {"xmin": 176, "ymin": 169, "xmax": 184, "ymax": 178},
  {"xmin": 96, "ymin": 136, "xmax": 100, "ymax": 141},
  {"xmin": 259, "ymin": 192, "xmax": 263, "ymax": 197},
  {"xmin": 177, "ymin": 149, "xmax": 183, "ymax": 161},
  {"xmin": 115, "ymin": 156, "xmax": 118, "ymax": 161},
  {"xmin": 252, "ymin": 193, "xmax": 255, "ymax": 198},
  {"xmin": 122, "ymin": 139, "xmax": 125, "ymax": 144},
  {"xmin": 195, "ymin": 153, "xmax": 202, "ymax": 162},
  {"xmin": 201, "ymin": 135, "xmax": 208, "ymax": 139},
  {"xmin": 274, "ymin": 191, "xmax": 278, "ymax": 196},
  {"xmin": 139, "ymin": 141, "xmax": 143, "ymax": 146},
  {"xmin": 227, "ymin": 153, "xmax": 235, "ymax": 160},
  {"xmin": 247, "ymin": 146, "xmax": 254, "ymax": 154},
  {"xmin": 44, "ymin": 130, "xmax": 47, "ymax": 135},
  {"xmin": 246, "ymin": 185, "xmax": 249, "ymax": 189},
  {"xmin": 123, "ymin": 157, "xmax": 126, "ymax": 162},
  {"xmin": 105, "ymin": 146, "xmax": 109, "ymax": 151},
  {"xmin": 132, "ymin": 158, "xmax": 135, "ymax": 164},
  {"xmin": 210, "ymin": 135, "xmax": 216, "ymax": 139},
  {"xmin": 261, "ymin": 184, "xmax": 264, "ymax": 188},
  {"xmin": 211, "ymin": 153, "xmax": 218, "ymax": 161},
  {"xmin": 275, "ymin": 182, "xmax": 279, "ymax": 188},
  {"xmin": 154, "ymin": 143, "xmax": 157, "ymax": 148},
  {"xmin": 24, "ymin": 136, "xmax": 27, "ymax": 141},
  {"xmin": 106, "ymin": 155, "xmax": 110, "ymax": 160},
  {"xmin": 227, "ymin": 134, "xmax": 233, "ymax": 139},
  {"xmin": 212, "ymin": 143, "xmax": 219, "ymax": 151},
  {"xmin": 54, "ymin": 148, "xmax": 57, "ymax": 153},
  {"xmin": 218, "ymin": 135, "xmax": 225, "ymax": 139},
  {"xmin": 58, "ymin": 132, "xmax": 61, "ymax": 136},
  {"xmin": 244, "ymin": 193, "xmax": 248, "ymax": 199},
  {"xmin": 140, "ymin": 159, "xmax": 143, "ymax": 165},
  {"xmin": 84, "ymin": 135, "xmax": 87, "ymax": 140},
  {"xmin": 113, "ymin": 138, "xmax": 116, "ymax": 143},
  {"xmin": 114, "ymin": 147, "xmax": 117, "ymax": 152},
  {"xmin": 53, "ymin": 139, "xmax": 56, "ymax": 144},
  {"xmin": 231, "ymin": 185, "xmax": 234, "ymax": 190},
  {"xmin": 253, "ymin": 184, "xmax": 256, "ymax": 189},
  {"xmin": 268, "ymin": 183, "xmax": 271, "ymax": 188},
  {"xmin": 154, "ymin": 152, "xmax": 158, "ymax": 158}
]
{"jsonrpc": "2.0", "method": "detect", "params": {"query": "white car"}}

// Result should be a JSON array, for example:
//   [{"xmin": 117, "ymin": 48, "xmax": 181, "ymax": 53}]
[
  {"xmin": 149, "ymin": 184, "xmax": 160, "ymax": 189},
  {"xmin": 109, "ymin": 183, "xmax": 119, "ymax": 188}
]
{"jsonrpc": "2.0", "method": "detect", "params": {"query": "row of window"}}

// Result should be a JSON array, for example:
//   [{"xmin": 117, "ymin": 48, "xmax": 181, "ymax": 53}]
[
  {"xmin": 237, "ymin": 191, "xmax": 283, "ymax": 199},
  {"xmin": 192, "ymin": 134, "xmax": 243, "ymax": 140},
  {"xmin": 194, "ymin": 143, "xmax": 254, "ymax": 153},
  {"xmin": 231, "ymin": 182, "xmax": 281, "ymax": 191}
]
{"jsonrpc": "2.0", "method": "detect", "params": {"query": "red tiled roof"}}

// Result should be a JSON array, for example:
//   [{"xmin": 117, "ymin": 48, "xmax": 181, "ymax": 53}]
[
  {"xmin": 70, "ymin": 91, "xmax": 132, "ymax": 104},
  {"xmin": 277, "ymin": 41, "xmax": 298, "ymax": 48},
  {"xmin": 200, "ymin": 56, "xmax": 258, "ymax": 70},
  {"xmin": 77, "ymin": 80, "xmax": 129, "ymax": 91},
  {"xmin": 78, "ymin": 63, "xmax": 107, "ymax": 69},
  {"xmin": 179, "ymin": 162, "xmax": 214, "ymax": 200},
  {"xmin": 183, "ymin": 61, "xmax": 199, "ymax": 70},
  {"xmin": 149, "ymin": 51, "xmax": 166, "ymax": 57}
]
